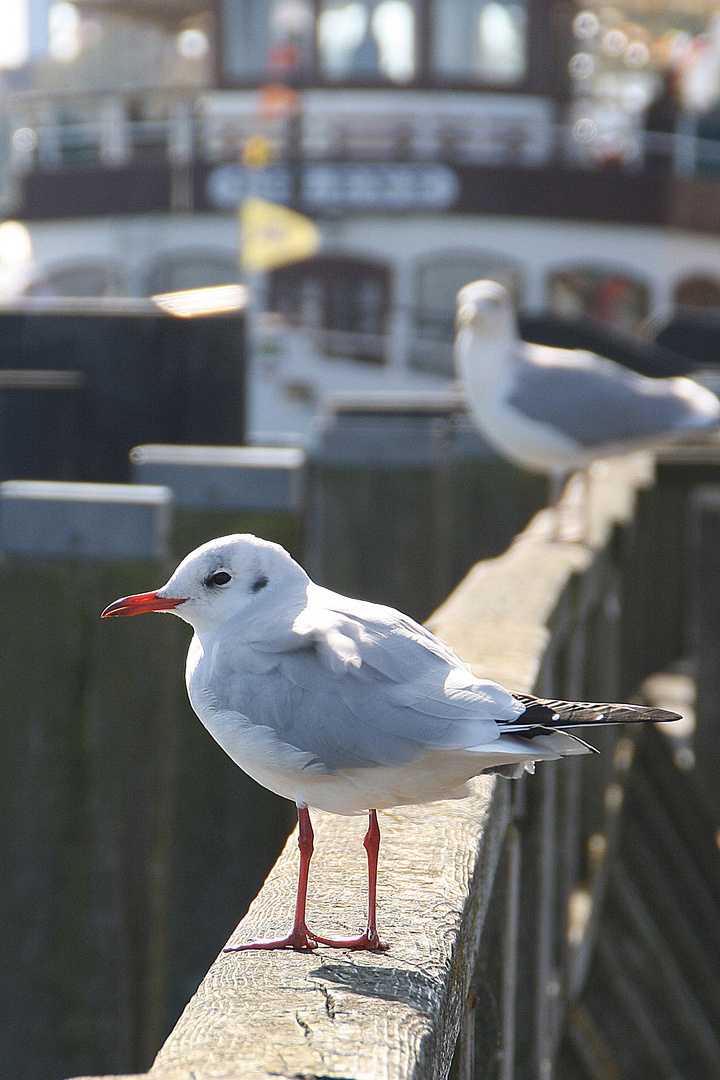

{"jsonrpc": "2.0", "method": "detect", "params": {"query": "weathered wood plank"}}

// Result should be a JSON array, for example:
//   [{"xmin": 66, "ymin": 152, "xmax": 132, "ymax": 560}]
[
  {"xmin": 154, "ymin": 784, "xmax": 508, "ymax": 1080},
  {"xmin": 67, "ymin": 781, "xmax": 508, "ymax": 1080}
]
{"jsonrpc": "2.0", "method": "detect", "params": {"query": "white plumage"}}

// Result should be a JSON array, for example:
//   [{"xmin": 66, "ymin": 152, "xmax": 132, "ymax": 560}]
[{"xmin": 102, "ymin": 533, "xmax": 679, "ymax": 950}]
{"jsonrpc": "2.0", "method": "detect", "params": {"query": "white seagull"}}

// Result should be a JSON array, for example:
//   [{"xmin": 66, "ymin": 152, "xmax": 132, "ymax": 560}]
[
  {"xmin": 102, "ymin": 534, "xmax": 679, "ymax": 951},
  {"xmin": 455, "ymin": 280, "xmax": 720, "ymax": 508}
]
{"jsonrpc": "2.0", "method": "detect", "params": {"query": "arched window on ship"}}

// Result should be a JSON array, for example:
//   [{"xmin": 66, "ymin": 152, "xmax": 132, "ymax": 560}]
[
  {"xmin": 410, "ymin": 251, "xmax": 522, "ymax": 375},
  {"xmin": 268, "ymin": 254, "xmax": 391, "ymax": 362},
  {"xmin": 547, "ymin": 266, "xmax": 650, "ymax": 336}
]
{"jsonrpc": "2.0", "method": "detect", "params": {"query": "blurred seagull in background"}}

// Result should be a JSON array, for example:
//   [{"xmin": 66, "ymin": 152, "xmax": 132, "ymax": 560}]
[
  {"xmin": 455, "ymin": 280, "xmax": 720, "ymax": 525},
  {"xmin": 102, "ymin": 534, "xmax": 680, "ymax": 952}
]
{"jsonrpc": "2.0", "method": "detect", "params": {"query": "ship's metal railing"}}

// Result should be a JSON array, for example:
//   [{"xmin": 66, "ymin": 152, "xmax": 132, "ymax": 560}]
[{"xmin": 4, "ymin": 86, "xmax": 720, "ymax": 183}]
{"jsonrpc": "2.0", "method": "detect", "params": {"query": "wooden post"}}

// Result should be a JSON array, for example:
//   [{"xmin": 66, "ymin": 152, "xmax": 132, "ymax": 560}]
[
  {"xmin": 688, "ymin": 484, "xmax": 720, "ymax": 832},
  {"xmin": 0, "ymin": 484, "xmax": 296, "ymax": 1077}
]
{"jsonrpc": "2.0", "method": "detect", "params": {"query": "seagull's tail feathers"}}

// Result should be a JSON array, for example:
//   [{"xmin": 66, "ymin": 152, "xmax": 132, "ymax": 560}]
[
  {"xmin": 467, "ymin": 727, "xmax": 596, "ymax": 782},
  {"xmin": 486, "ymin": 727, "xmax": 593, "ymax": 777},
  {"xmin": 506, "ymin": 693, "xmax": 681, "ymax": 730}
]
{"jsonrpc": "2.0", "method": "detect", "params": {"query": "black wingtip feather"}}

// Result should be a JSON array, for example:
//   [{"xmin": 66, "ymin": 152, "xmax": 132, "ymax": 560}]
[{"xmin": 506, "ymin": 693, "xmax": 682, "ymax": 730}]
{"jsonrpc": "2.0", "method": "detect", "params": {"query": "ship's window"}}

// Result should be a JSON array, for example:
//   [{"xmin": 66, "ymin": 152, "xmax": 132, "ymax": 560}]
[
  {"xmin": 318, "ymin": 0, "xmax": 417, "ymax": 83},
  {"xmin": 221, "ymin": 0, "xmax": 315, "ymax": 82},
  {"xmin": 219, "ymin": 0, "xmax": 538, "ymax": 87},
  {"xmin": 410, "ymin": 252, "xmax": 522, "ymax": 375},
  {"xmin": 547, "ymin": 267, "xmax": 650, "ymax": 334},
  {"xmin": 268, "ymin": 255, "xmax": 391, "ymax": 361},
  {"xmin": 24, "ymin": 259, "xmax": 124, "ymax": 297},
  {"xmin": 432, "ymin": 0, "xmax": 527, "ymax": 85},
  {"xmin": 674, "ymin": 275, "xmax": 720, "ymax": 309},
  {"xmin": 141, "ymin": 250, "xmax": 240, "ymax": 295}
]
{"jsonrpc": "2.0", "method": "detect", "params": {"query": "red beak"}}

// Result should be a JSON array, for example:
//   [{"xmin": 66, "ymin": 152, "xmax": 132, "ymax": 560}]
[{"xmin": 101, "ymin": 591, "xmax": 187, "ymax": 618}]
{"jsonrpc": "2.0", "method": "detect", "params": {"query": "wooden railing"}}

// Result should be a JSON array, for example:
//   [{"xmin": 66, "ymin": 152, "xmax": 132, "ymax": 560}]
[{"xmin": 63, "ymin": 447, "xmax": 720, "ymax": 1080}]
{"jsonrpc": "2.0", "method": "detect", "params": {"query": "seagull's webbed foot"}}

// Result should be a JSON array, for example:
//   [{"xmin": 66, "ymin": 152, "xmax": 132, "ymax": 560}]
[
  {"xmin": 312, "ymin": 929, "xmax": 389, "ymax": 952},
  {"xmin": 223, "ymin": 923, "xmax": 321, "ymax": 952},
  {"xmin": 224, "ymin": 925, "xmax": 389, "ymax": 952}
]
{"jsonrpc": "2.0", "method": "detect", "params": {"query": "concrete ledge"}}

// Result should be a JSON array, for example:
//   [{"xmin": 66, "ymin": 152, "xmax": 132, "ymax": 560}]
[
  {"xmin": 0, "ymin": 369, "xmax": 84, "ymax": 389},
  {"xmin": 0, "ymin": 481, "xmax": 172, "ymax": 559},
  {"xmin": 313, "ymin": 390, "xmax": 489, "ymax": 467},
  {"xmin": 130, "ymin": 444, "xmax": 306, "ymax": 513}
]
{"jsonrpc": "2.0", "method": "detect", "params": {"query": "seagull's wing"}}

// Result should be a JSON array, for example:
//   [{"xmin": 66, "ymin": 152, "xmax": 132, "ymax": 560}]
[
  {"xmin": 206, "ymin": 588, "xmax": 522, "ymax": 772},
  {"xmin": 508, "ymin": 344, "xmax": 719, "ymax": 450}
]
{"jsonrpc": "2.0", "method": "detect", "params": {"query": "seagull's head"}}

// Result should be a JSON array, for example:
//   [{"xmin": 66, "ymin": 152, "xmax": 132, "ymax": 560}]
[
  {"xmin": 455, "ymin": 279, "xmax": 514, "ymax": 339},
  {"xmin": 101, "ymin": 533, "xmax": 310, "ymax": 635}
]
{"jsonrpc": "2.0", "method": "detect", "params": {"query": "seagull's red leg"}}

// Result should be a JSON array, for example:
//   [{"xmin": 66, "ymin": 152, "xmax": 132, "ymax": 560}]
[
  {"xmin": 313, "ymin": 809, "xmax": 388, "ymax": 951},
  {"xmin": 224, "ymin": 807, "xmax": 389, "ymax": 953},
  {"xmin": 223, "ymin": 805, "xmax": 321, "ymax": 951},
  {"xmin": 361, "ymin": 809, "xmax": 387, "ymax": 949}
]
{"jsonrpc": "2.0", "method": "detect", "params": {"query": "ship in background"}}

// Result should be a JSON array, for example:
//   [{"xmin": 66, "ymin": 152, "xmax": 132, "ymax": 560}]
[{"xmin": 3, "ymin": 0, "xmax": 720, "ymax": 443}]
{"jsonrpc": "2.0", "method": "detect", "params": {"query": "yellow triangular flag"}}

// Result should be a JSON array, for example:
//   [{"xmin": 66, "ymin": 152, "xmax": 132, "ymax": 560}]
[{"xmin": 240, "ymin": 197, "xmax": 320, "ymax": 272}]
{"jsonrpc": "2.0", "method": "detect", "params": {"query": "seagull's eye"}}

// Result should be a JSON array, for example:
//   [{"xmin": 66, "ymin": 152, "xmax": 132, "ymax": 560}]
[{"xmin": 206, "ymin": 570, "xmax": 232, "ymax": 587}]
